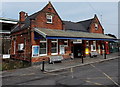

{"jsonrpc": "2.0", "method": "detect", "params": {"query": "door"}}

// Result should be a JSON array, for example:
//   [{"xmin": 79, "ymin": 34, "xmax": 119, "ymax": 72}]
[{"xmin": 73, "ymin": 44, "xmax": 83, "ymax": 58}]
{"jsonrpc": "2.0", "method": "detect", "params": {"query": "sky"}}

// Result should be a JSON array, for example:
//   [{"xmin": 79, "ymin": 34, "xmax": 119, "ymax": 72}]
[{"xmin": 1, "ymin": 1, "xmax": 118, "ymax": 38}]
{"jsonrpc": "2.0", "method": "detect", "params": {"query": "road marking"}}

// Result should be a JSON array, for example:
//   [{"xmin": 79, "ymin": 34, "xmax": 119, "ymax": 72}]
[
  {"xmin": 43, "ymin": 71, "xmax": 69, "ymax": 76},
  {"xmin": 43, "ymin": 72, "xmax": 59, "ymax": 76},
  {"xmin": 86, "ymin": 76, "xmax": 116, "ymax": 80},
  {"xmin": 90, "ymin": 64, "xmax": 119, "ymax": 86},
  {"xmin": 20, "ymin": 73, "xmax": 35, "ymax": 76},
  {"xmin": 85, "ymin": 80, "xmax": 102, "ymax": 85},
  {"xmin": 70, "ymin": 67, "xmax": 74, "ymax": 78}
]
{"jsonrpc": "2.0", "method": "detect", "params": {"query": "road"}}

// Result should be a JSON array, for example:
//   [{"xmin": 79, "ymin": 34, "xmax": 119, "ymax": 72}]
[{"xmin": 2, "ymin": 58, "xmax": 119, "ymax": 86}]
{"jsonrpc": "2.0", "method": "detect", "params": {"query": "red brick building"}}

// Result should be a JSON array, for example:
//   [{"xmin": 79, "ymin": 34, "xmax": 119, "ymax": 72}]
[{"xmin": 10, "ymin": 2, "xmax": 115, "ymax": 65}]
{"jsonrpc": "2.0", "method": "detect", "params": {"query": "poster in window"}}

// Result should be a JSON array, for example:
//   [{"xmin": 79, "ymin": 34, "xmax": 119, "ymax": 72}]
[
  {"xmin": 32, "ymin": 45, "xmax": 39, "ymax": 57},
  {"xmin": 60, "ymin": 45, "xmax": 65, "ymax": 54}
]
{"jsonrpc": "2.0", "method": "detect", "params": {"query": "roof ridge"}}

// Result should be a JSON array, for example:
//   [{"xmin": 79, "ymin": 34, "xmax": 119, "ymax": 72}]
[
  {"xmin": 77, "ymin": 18, "xmax": 93, "ymax": 23},
  {"xmin": 0, "ymin": 17, "xmax": 18, "ymax": 22}
]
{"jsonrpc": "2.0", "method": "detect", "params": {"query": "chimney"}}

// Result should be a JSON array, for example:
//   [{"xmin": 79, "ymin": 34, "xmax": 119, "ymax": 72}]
[{"xmin": 19, "ymin": 11, "xmax": 28, "ymax": 22}]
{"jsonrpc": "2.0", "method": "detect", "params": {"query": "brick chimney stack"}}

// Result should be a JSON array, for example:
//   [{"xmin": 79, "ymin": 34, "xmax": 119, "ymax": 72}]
[{"xmin": 19, "ymin": 11, "xmax": 28, "ymax": 22}]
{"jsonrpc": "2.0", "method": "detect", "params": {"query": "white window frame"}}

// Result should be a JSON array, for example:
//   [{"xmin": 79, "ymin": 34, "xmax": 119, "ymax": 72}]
[
  {"xmin": 39, "ymin": 39, "xmax": 47, "ymax": 56},
  {"xmin": 64, "ymin": 39, "xmax": 68, "ymax": 47},
  {"xmin": 91, "ymin": 41, "xmax": 96, "ymax": 51},
  {"xmin": 51, "ymin": 39, "xmax": 58, "ymax": 55},
  {"xmin": 95, "ymin": 23, "xmax": 98, "ymax": 30},
  {"xmin": 46, "ymin": 14, "xmax": 52, "ymax": 23},
  {"xmin": 86, "ymin": 40, "xmax": 89, "ymax": 47}
]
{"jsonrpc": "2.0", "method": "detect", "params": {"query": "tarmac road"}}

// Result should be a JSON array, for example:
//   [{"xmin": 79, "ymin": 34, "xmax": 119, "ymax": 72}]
[{"xmin": 2, "ymin": 58, "xmax": 119, "ymax": 86}]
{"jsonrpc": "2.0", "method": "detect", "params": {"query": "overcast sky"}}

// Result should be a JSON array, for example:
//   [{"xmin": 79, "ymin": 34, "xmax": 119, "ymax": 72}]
[{"xmin": 2, "ymin": 2, "xmax": 118, "ymax": 38}]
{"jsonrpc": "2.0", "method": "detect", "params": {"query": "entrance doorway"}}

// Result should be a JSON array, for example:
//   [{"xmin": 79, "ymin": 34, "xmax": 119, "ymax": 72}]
[{"xmin": 73, "ymin": 44, "xmax": 83, "ymax": 58}]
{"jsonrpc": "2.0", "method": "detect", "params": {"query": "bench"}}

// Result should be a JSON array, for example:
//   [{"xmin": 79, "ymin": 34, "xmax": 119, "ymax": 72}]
[
  {"xmin": 49, "ymin": 55, "xmax": 63, "ymax": 64},
  {"xmin": 90, "ymin": 51, "xmax": 98, "ymax": 58}
]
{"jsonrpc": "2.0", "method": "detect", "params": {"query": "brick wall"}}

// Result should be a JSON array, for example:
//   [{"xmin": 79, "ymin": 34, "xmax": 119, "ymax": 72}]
[
  {"xmin": 34, "ymin": 2, "xmax": 63, "ymax": 30},
  {"xmin": 90, "ymin": 15, "xmax": 104, "ymax": 34},
  {"xmin": 11, "ymin": 29, "xmax": 31, "ymax": 62}
]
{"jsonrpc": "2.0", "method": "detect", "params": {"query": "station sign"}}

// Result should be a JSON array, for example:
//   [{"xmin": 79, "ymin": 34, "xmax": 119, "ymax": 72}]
[{"xmin": 73, "ymin": 39, "xmax": 82, "ymax": 44}]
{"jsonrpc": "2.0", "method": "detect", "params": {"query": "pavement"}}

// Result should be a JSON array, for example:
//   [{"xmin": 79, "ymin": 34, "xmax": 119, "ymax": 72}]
[
  {"xmin": 44, "ymin": 52, "xmax": 119, "ymax": 72},
  {"xmin": 1, "ymin": 52, "xmax": 119, "ymax": 78}
]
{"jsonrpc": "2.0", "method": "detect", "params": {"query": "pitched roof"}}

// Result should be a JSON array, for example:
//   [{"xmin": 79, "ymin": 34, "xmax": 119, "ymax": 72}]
[
  {"xmin": 0, "ymin": 17, "xmax": 18, "ymax": 24},
  {"xmin": 11, "ymin": 11, "xmax": 39, "ymax": 33},
  {"xmin": 63, "ymin": 18, "xmax": 93, "ymax": 32},
  {"xmin": 11, "ymin": 2, "xmax": 62, "ymax": 33},
  {"xmin": 34, "ymin": 28, "xmax": 115, "ymax": 40}
]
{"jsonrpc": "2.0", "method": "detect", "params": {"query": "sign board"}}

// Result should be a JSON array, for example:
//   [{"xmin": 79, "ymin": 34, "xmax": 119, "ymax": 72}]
[
  {"xmin": 18, "ymin": 43, "xmax": 24, "ymax": 51},
  {"xmin": 59, "ymin": 45, "xmax": 65, "ymax": 55},
  {"xmin": 32, "ymin": 45, "xmax": 39, "ymax": 57},
  {"xmin": 3, "ymin": 54, "xmax": 10, "ymax": 59},
  {"xmin": 73, "ymin": 39, "xmax": 82, "ymax": 44}
]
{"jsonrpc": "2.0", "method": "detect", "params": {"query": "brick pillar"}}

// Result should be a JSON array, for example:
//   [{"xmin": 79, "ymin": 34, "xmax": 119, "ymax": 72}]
[{"xmin": 48, "ymin": 39, "xmax": 51, "ymax": 55}]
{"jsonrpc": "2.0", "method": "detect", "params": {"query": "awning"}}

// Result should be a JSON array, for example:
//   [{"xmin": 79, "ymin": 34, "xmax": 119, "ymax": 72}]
[{"xmin": 34, "ymin": 28, "xmax": 116, "ymax": 41}]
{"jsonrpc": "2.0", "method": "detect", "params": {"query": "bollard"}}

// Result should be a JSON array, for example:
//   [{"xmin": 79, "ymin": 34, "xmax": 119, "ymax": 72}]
[
  {"xmin": 41, "ymin": 59, "xmax": 45, "ymax": 71},
  {"xmin": 104, "ymin": 52, "xmax": 106, "ymax": 59},
  {"xmin": 81, "ymin": 54, "xmax": 84, "ymax": 63},
  {"xmin": 70, "ymin": 68, "xmax": 74, "ymax": 78}
]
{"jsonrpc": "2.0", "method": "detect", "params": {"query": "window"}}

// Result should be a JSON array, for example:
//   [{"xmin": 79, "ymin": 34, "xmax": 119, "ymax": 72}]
[
  {"xmin": 64, "ymin": 39, "xmax": 68, "ymax": 46},
  {"xmin": 95, "ymin": 23, "xmax": 98, "ymax": 30},
  {"xmin": 46, "ymin": 14, "xmax": 52, "ymax": 23},
  {"xmin": 18, "ymin": 43, "xmax": 24, "ymax": 51},
  {"xmin": 39, "ymin": 39, "xmax": 47, "ymax": 56},
  {"xmin": 86, "ymin": 41, "xmax": 89, "ymax": 47},
  {"xmin": 91, "ymin": 41, "xmax": 96, "ymax": 51},
  {"xmin": 51, "ymin": 39, "xmax": 58, "ymax": 55}
]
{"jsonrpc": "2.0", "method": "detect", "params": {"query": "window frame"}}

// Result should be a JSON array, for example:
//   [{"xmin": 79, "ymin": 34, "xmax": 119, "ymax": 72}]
[
  {"xmin": 51, "ymin": 39, "xmax": 58, "ymax": 55},
  {"xmin": 39, "ymin": 39, "xmax": 47, "ymax": 56},
  {"xmin": 64, "ymin": 39, "xmax": 68, "ymax": 47},
  {"xmin": 91, "ymin": 41, "xmax": 96, "ymax": 51},
  {"xmin": 95, "ymin": 23, "xmax": 98, "ymax": 30},
  {"xmin": 46, "ymin": 14, "xmax": 53, "ymax": 24}
]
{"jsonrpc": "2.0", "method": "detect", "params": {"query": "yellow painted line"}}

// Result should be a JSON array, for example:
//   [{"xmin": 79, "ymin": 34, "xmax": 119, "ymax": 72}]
[
  {"xmin": 43, "ymin": 71, "xmax": 66, "ymax": 76},
  {"xmin": 20, "ymin": 73, "xmax": 35, "ymax": 76},
  {"xmin": 85, "ymin": 80, "xmax": 102, "ymax": 85},
  {"xmin": 86, "ymin": 77, "xmax": 109, "ymax": 79},
  {"xmin": 43, "ymin": 72, "xmax": 59, "ymax": 76},
  {"xmin": 90, "ymin": 64, "xmax": 119, "ymax": 86},
  {"xmin": 102, "ymin": 72, "xmax": 119, "ymax": 86}
]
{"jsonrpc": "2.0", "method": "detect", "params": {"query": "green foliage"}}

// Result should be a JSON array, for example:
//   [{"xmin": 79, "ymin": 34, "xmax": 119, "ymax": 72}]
[{"xmin": 2, "ymin": 59, "xmax": 30, "ymax": 71}]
